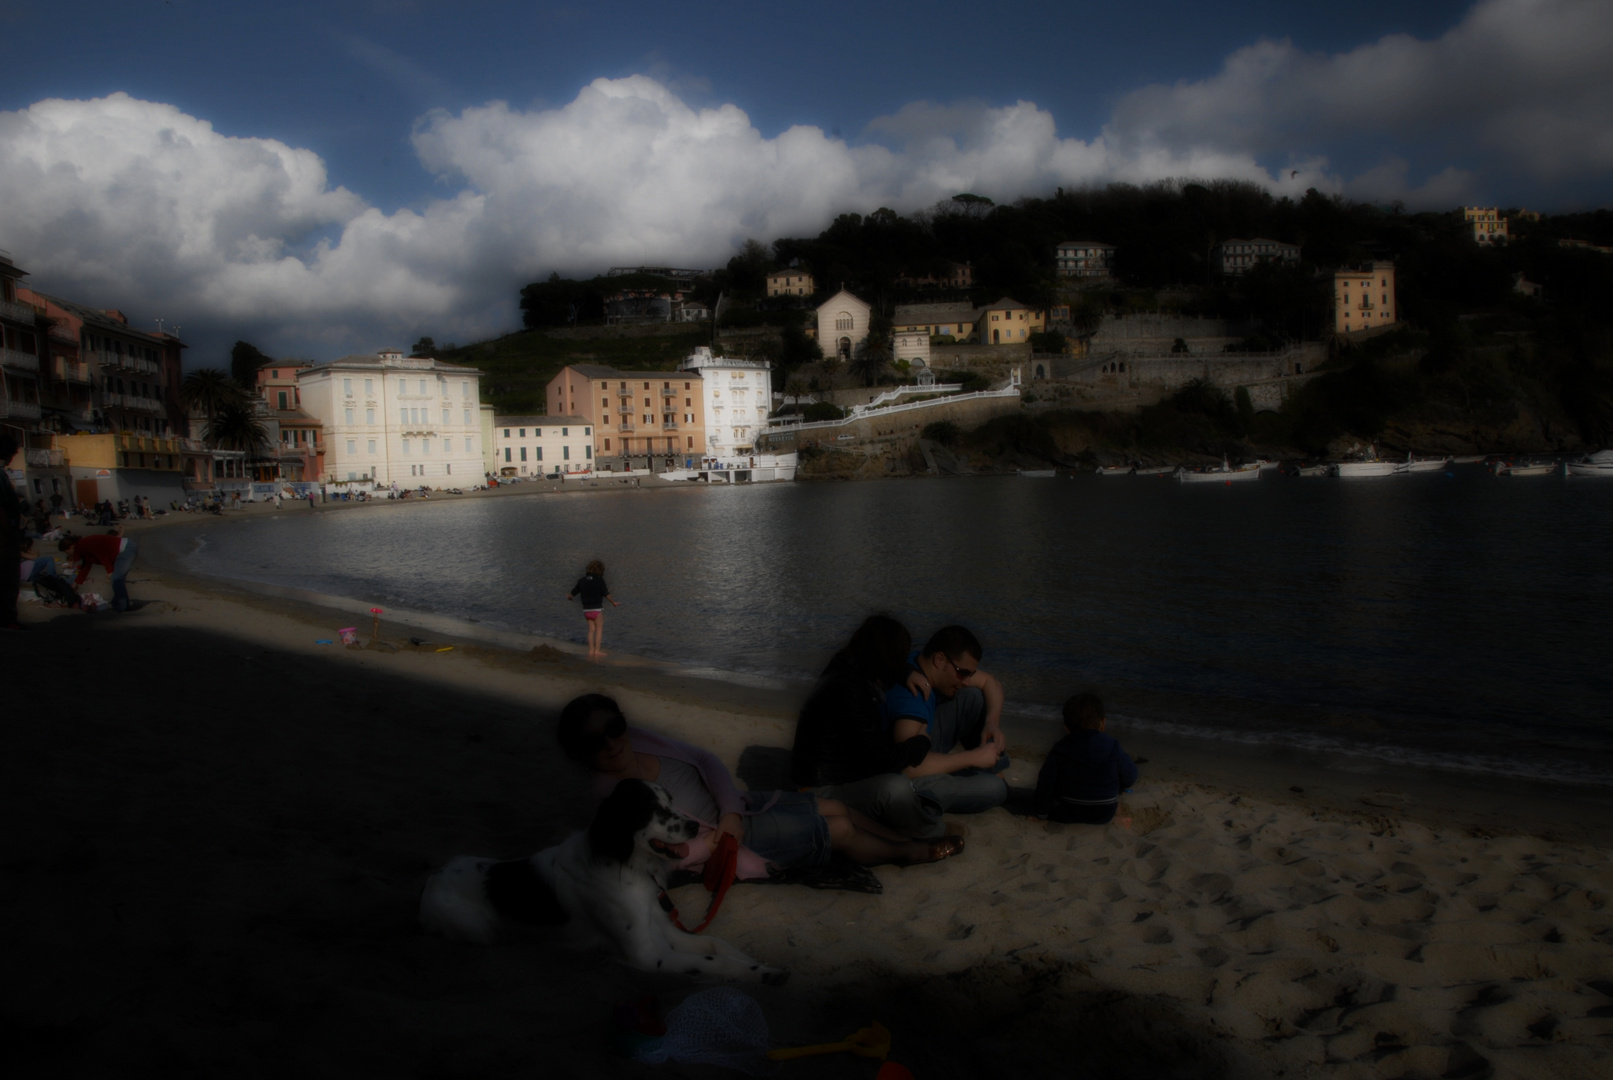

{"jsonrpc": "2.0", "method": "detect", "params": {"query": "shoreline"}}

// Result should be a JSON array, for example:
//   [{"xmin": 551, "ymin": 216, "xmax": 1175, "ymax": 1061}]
[
  {"xmin": 11, "ymin": 538, "xmax": 1613, "ymax": 1077},
  {"xmin": 128, "ymin": 505, "xmax": 1613, "ymax": 843}
]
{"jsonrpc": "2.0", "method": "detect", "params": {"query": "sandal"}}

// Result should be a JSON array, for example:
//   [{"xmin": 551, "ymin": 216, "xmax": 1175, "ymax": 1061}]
[{"xmin": 929, "ymin": 835, "xmax": 965, "ymax": 861}]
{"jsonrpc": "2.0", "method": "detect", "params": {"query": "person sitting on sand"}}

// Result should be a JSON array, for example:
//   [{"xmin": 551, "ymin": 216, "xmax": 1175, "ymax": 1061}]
[
  {"xmin": 882, "ymin": 625, "xmax": 1010, "ymax": 820},
  {"xmin": 1030, "ymin": 693, "xmax": 1138, "ymax": 825},
  {"xmin": 566, "ymin": 559, "xmax": 620, "ymax": 659},
  {"xmin": 793, "ymin": 614, "xmax": 956, "ymax": 841},
  {"xmin": 559, "ymin": 693, "xmax": 963, "ymax": 879}
]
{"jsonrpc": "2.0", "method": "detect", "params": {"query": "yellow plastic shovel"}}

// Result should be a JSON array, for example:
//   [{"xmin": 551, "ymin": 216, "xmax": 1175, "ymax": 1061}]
[{"xmin": 767, "ymin": 1021, "xmax": 890, "ymax": 1062}]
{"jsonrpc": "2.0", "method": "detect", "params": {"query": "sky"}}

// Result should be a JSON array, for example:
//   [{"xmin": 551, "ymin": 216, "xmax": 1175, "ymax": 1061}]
[{"xmin": 2, "ymin": 0, "xmax": 1609, "ymax": 365}]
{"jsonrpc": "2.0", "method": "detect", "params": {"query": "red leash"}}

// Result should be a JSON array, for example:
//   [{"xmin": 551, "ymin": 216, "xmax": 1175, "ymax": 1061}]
[{"xmin": 658, "ymin": 832, "xmax": 739, "ymax": 934}]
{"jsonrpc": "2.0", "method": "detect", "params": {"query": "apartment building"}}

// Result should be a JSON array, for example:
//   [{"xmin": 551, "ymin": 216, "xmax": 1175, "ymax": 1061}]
[
  {"xmin": 1, "ymin": 254, "xmax": 44, "ymax": 454},
  {"xmin": 893, "ymin": 302, "xmax": 980, "ymax": 342},
  {"xmin": 979, "ymin": 297, "xmax": 1045, "ymax": 344},
  {"xmin": 1333, "ymin": 262, "xmax": 1398, "ymax": 334},
  {"xmin": 548, "ymin": 364, "xmax": 707, "ymax": 463},
  {"xmin": 298, "ymin": 349, "xmax": 485, "ymax": 486},
  {"xmin": 1213, "ymin": 238, "xmax": 1300, "ymax": 276},
  {"xmin": 256, "ymin": 362, "xmax": 324, "ymax": 482},
  {"xmin": 765, "ymin": 269, "xmax": 815, "ymax": 297},
  {"xmin": 1055, "ymin": 241, "xmax": 1116, "ymax": 278},
  {"xmin": 492, "ymin": 415, "xmax": 594, "ymax": 476},
  {"xmin": 1464, "ymin": 207, "xmax": 1509, "ymax": 245},
  {"xmin": 679, "ymin": 347, "xmax": 770, "ymax": 461}
]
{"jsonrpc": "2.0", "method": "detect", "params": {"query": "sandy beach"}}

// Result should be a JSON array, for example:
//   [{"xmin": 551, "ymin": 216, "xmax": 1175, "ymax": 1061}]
[{"xmin": 7, "ymin": 512, "xmax": 1613, "ymax": 1079}]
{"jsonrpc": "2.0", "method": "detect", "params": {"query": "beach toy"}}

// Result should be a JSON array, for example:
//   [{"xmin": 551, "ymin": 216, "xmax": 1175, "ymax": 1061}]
[
  {"xmin": 636, "ymin": 987, "xmax": 777, "ymax": 1075},
  {"xmin": 369, "ymin": 607, "xmax": 383, "ymax": 643},
  {"xmin": 435, "ymin": 646, "xmax": 454, "ymax": 652},
  {"xmin": 338, "ymin": 628, "xmax": 358, "ymax": 645},
  {"xmin": 767, "ymin": 1021, "xmax": 890, "ymax": 1062},
  {"xmin": 314, "ymin": 639, "xmax": 333, "ymax": 645}
]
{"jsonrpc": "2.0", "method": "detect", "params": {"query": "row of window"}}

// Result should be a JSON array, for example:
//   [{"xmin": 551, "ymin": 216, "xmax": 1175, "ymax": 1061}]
[
  {"xmin": 503, "ymin": 444, "xmax": 590, "ymax": 462},
  {"xmin": 340, "ymin": 376, "xmax": 474, "ymax": 399},
  {"xmin": 341, "ymin": 437, "xmax": 476, "ymax": 455},
  {"xmin": 338, "ymin": 407, "xmax": 474, "ymax": 427},
  {"xmin": 501, "ymin": 426, "xmax": 586, "ymax": 438}
]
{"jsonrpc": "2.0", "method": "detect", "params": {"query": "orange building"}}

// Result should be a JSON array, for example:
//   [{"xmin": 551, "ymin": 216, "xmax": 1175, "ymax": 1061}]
[
  {"xmin": 548, "ymin": 364, "xmax": 706, "ymax": 465},
  {"xmin": 256, "ymin": 361, "xmax": 325, "ymax": 481}
]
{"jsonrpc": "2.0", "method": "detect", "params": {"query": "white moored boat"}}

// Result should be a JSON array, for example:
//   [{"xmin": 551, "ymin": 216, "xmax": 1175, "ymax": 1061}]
[
  {"xmin": 1566, "ymin": 449, "xmax": 1613, "ymax": 477},
  {"xmin": 1291, "ymin": 464, "xmax": 1329, "ymax": 477},
  {"xmin": 1132, "ymin": 464, "xmax": 1176, "ymax": 476},
  {"xmin": 1398, "ymin": 453, "xmax": 1451, "ymax": 473},
  {"xmin": 1451, "ymin": 454, "xmax": 1486, "ymax": 464},
  {"xmin": 1178, "ymin": 456, "xmax": 1262, "ymax": 483},
  {"xmin": 1333, "ymin": 445, "xmax": 1397, "ymax": 477},
  {"xmin": 1018, "ymin": 468, "xmax": 1057, "ymax": 478},
  {"xmin": 1096, "ymin": 465, "xmax": 1133, "ymax": 476},
  {"xmin": 1493, "ymin": 459, "xmax": 1555, "ymax": 476}
]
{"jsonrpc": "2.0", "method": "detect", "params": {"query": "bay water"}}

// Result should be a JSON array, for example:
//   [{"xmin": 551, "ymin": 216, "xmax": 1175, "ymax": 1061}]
[{"xmin": 176, "ymin": 470, "xmax": 1613, "ymax": 792}]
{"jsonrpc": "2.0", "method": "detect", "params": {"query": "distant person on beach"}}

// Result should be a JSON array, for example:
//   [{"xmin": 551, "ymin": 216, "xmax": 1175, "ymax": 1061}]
[
  {"xmin": 793, "ymin": 614, "xmax": 957, "ymax": 840},
  {"xmin": 61, "ymin": 527, "xmax": 139, "ymax": 611},
  {"xmin": 1030, "ymin": 693, "xmax": 1138, "ymax": 825},
  {"xmin": 1, "ymin": 433, "xmax": 22, "ymax": 630},
  {"xmin": 567, "ymin": 559, "xmax": 620, "ymax": 659},
  {"xmin": 559, "ymin": 694, "xmax": 962, "ymax": 878},
  {"xmin": 881, "ymin": 625, "xmax": 1010, "ymax": 820}
]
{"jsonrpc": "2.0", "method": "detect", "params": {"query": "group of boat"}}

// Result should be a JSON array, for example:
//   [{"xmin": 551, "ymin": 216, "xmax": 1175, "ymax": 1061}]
[
  {"xmin": 1081, "ymin": 447, "xmax": 1613, "ymax": 481},
  {"xmin": 653, "ymin": 452, "xmax": 800, "ymax": 484}
]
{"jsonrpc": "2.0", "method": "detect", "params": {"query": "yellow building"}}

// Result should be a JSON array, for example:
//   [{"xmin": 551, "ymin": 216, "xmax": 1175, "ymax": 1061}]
[
  {"xmin": 55, "ymin": 431, "xmax": 185, "ymax": 507},
  {"xmin": 977, "ymin": 298, "xmax": 1046, "ymax": 345},
  {"xmin": 1463, "ymin": 207, "xmax": 1509, "ymax": 245},
  {"xmin": 1333, "ymin": 262, "xmax": 1398, "ymax": 335},
  {"xmin": 765, "ymin": 270, "xmax": 815, "ymax": 297},
  {"xmin": 893, "ymin": 302, "xmax": 980, "ymax": 342}
]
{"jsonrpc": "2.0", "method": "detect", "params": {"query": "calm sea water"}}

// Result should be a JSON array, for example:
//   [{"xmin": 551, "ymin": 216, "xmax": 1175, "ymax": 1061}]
[{"xmin": 177, "ymin": 471, "xmax": 1613, "ymax": 790}]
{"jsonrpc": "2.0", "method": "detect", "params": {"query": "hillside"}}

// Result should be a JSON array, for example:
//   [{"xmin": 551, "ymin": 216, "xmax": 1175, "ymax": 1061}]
[{"xmin": 435, "ymin": 324, "xmax": 709, "ymax": 414}]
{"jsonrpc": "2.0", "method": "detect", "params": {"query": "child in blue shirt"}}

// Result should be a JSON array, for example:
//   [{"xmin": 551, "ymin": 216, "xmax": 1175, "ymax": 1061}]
[{"xmin": 1032, "ymin": 693, "xmax": 1138, "ymax": 825}]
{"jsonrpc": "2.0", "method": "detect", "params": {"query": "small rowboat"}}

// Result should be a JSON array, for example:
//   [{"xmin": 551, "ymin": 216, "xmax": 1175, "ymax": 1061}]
[
  {"xmin": 1132, "ymin": 465, "xmax": 1176, "ymax": 476},
  {"xmin": 1494, "ymin": 461, "xmax": 1556, "ymax": 476},
  {"xmin": 1179, "ymin": 457, "xmax": 1261, "ymax": 483},
  {"xmin": 1095, "ymin": 465, "xmax": 1133, "ymax": 476}
]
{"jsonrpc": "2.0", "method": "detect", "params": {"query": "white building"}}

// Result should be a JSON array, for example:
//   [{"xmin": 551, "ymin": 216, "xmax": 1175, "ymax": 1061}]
[
  {"xmin": 815, "ymin": 289, "xmax": 871, "ymax": 361},
  {"xmin": 680, "ymin": 347, "xmax": 771, "ymax": 461},
  {"xmin": 1464, "ymin": 207, "xmax": 1509, "ymax": 246},
  {"xmin": 1055, "ymin": 241, "xmax": 1116, "ymax": 278},
  {"xmin": 1213, "ymin": 238, "xmax": 1300, "ymax": 276},
  {"xmin": 492, "ymin": 415, "xmax": 595, "ymax": 476},
  {"xmin": 298, "ymin": 349, "xmax": 486, "ymax": 486}
]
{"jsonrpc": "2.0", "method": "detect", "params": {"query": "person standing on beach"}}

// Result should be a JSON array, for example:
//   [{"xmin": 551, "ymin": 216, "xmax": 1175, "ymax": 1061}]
[
  {"xmin": 61, "ymin": 526, "xmax": 139, "ymax": 611},
  {"xmin": 567, "ymin": 559, "xmax": 620, "ymax": 659},
  {"xmin": 1, "ymin": 433, "xmax": 23, "ymax": 630}
]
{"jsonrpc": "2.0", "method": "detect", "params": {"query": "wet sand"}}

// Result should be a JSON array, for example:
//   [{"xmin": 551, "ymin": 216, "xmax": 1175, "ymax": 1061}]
[{"xmin": 6, "ymin": 517, "xmax": 1612, "ymax": 1078}]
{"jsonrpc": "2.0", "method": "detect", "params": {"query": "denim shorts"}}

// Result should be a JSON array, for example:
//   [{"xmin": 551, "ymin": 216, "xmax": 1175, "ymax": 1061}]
[{"xmin": 741, "ymin": 790, "xmax": 830, "ymax": 869}]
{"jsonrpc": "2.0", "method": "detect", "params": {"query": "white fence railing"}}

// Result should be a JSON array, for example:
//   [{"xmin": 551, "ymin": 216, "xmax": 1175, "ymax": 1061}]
[{"xmin": 770, "ymin": 384, "xmax": 1021, "ymax": 434}]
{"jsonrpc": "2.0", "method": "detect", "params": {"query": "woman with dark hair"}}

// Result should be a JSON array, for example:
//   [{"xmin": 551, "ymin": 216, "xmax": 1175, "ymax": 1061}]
[
  {"xmin": 557, "ymin": 693, "xmax": 962, "ymax": 882},
  {"xmin": 790, "ymin": 614, "xmax": 949, "ymax": 840}
]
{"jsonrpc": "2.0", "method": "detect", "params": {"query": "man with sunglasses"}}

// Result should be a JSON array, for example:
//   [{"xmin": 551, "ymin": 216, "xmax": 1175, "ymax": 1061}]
[{"xmin": 883, "ymin": 624, "xmax": 1010, "ymax": 821}]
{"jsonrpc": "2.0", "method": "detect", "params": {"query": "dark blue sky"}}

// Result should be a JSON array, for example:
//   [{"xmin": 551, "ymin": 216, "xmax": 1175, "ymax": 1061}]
[
  {"xmin": 3, "ymin": 0, "xmax": 1606, "ymax": 359},
  {"xmin": 8, "ymin": 0, "xmax": 1479, "ymax": 210}
]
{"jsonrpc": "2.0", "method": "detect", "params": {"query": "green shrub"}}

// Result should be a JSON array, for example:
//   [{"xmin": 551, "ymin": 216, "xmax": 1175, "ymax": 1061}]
[{"xmin": 922, "ymin": 420, "xmax": 961, "ymax": 445}]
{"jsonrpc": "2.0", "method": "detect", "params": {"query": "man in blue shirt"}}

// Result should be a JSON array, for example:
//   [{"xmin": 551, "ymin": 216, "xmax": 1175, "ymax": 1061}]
[{"xmin": 884, "ymin": 625, "xmax": 1010, "ymax": 823}]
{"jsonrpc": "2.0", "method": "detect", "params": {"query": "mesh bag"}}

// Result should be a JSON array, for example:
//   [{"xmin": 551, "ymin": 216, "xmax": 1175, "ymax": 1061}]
[{"xmin": 635, "ymin": 986, "xmax": 779, "ymax": 1075}]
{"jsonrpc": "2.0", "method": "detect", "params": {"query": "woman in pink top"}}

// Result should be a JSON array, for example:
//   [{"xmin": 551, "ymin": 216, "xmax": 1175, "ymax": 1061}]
[{"xmin": 558, "ymin": 693, "xmax": 962, "ymax": 881}]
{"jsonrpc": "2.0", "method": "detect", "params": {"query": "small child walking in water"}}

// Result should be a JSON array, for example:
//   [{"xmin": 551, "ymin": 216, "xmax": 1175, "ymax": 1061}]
[{"xmin": 567, "ymin": 559, "xmax": 621, "ymax": 659}]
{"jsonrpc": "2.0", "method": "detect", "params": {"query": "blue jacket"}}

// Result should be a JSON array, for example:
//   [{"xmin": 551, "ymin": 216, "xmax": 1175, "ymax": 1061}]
[{"xmin": 1033, "ymin": 730, "xmax": 1138, "ymax": 818}]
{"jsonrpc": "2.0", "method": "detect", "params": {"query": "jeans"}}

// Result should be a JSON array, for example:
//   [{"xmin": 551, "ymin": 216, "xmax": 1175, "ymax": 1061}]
[
  {"xmin": 913, "ymin": 685, "xmax": 1009, "ymax": 816},
  {"xmin": 816, "ymin": 687, "xmax": 1010, "ymax": 839},
  {"xmin": 111, "ymin": 539, "xmax": 137, "ymax": 611}
]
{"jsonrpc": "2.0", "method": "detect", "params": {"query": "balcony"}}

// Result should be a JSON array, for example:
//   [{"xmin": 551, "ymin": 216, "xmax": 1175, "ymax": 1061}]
[
  {"xmin": 103, "ymin": 392, "xmax": 163, "ymax": 412},
  {"xmin": 51, "ymin": 357, "xmax": 91, "ymax": 382},
  {"xmin": 1357, "ymin": 301, "xmax": 1375, "ymax": 311},
  {"xmin": 617, "ymin": 404, "xmax": 634, "ymax": 415},
  {"xmin": 24, "ymin": 447, "xmax": 64, "ymax": 468},
  {"xmin": 0, "ymin": 297, "xmax": 39, "ymax": 324},
  {"xmin": 661, "ymin": 420, "xmax": 679, "ymax": 431},
  {"xmin": 3, "ymin": 399, "xmax": 42, "ymax": 419},
  {"xmin": 617, "ymin": 422, "xmax": 636, "ymax": 433},
  {"xmin": 660, "ymin": 386, "xmax": 677, "ymax": 397},
  {"xmin": 2, "ymin": 347, "xmax": 39, "ymax": 372}
]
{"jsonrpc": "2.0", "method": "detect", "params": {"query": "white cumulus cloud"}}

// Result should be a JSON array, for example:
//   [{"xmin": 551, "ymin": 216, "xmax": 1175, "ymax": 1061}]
[{"xmin": 2, "ymin": 0, "xmax": 1610, "ymax": 360}]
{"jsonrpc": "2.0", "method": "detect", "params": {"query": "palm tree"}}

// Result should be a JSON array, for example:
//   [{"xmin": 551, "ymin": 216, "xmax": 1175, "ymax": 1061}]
[
  {"xmin": 205, "ymin": 400, "xmax": 269, "ymax": 455},
  {"xmin": 181, "ymin": 368, "xmax": 248, "ymax": 435},
  {"xmin": 850, "ymin": 334, "xmax": 892, "ymax": 387}
]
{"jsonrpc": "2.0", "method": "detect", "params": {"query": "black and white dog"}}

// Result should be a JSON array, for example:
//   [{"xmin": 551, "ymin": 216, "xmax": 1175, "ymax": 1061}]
[{"xmin": 420, "ymin": 779, "xmax": 788, "ymax": 985}]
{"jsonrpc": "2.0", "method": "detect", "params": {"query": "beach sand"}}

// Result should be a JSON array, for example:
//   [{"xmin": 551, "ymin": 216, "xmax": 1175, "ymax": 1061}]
[{"xmin": 6, "ymin": 524, "xmax": 1612, "ymax": 1079}]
